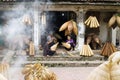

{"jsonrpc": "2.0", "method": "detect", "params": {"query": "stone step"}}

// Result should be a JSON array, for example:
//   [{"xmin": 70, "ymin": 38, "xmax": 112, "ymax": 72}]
[
  {"xmin": 26, "ymin": 54, "xmax": 104, "ymax": 61},
  {"xmin": 10, "ymin": 60, "xmax": 105, "ymax": 67}
]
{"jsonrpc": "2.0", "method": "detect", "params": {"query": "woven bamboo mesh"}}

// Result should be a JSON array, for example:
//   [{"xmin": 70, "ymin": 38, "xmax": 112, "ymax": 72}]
[{"xmin": 86, "ymin": 51, "xmax": 120, "ymax": 80}]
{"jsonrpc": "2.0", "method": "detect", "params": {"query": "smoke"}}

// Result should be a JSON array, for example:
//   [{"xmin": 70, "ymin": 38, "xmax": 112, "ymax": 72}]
[{"xmin": 1, "ymin": 2, "xmax": 34, "ymax": 80}]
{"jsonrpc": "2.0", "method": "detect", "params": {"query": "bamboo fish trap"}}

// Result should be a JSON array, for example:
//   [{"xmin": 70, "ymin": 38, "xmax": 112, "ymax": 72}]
[
  {"xmin": 84, "ymin": 16, "xmax": 100, "ymax": 28},
  {"xmin": 59, "ymin": 20, "xmax": 78, "ymax": 36},
  {"xmin": 22, "ymin": 63, "xmax": 57, "ymax": 80},
  {"xmin": 79, "ymin": 45, "xmax": 94, "ymax": 57},
  {"xmin": 101, "ymin": 42, "xmax": 117, "ymax": 57},
  {"xmin": 86, "ymin": 51, "xmax": 120, "ymax": 80}
]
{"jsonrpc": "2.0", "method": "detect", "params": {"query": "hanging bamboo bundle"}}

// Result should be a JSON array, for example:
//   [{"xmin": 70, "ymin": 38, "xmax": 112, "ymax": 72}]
[
  {"xmin": 59, "ymin": 20, "xmax": 78, "ymax": 36},
  {"xmin": 101, "ymin": 42, "xmax": 117, "ymax": 57},
  {"xmin": 84, "ymin": 16, "xmax": 100, "ymax": 28},
  {"xmin": 116, "ymin": 15, "xmax": 120, "ymax": 28},
  {"xmin": 22, "ymin": 63, "xmax": 57, "ymax": 80},
  {"xmin": 108, "ymin": 15, "xmax": 116, "ymax": 27},
  {"xmin": 108, "ymin": 14, "xmax": 120, "ymax": 28},
  {"xmin": 29, "ymin": 41, "xmax": 35, "ymax": 56},
  {"xmin": 79, "ymin": 45, "xmax": 94, "ymax": 57},
  {"xmin": 86, "ymin": 33, "xmax": 102, "ymax": 49},
  {"xmin": 86, "ymin": 51, "xmax": 120, "ymax": 80}
]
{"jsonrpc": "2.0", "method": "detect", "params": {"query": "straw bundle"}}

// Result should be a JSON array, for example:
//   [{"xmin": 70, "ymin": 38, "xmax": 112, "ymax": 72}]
[
  {"xmin": 50, "ymin": 42, "xmax": 59, "ymax": 51},
  {"xmin": 62, "ymin": 42, "xmax": 71, "ymax": 49},
  {"xmin": 29, "ymin": 41, "xmax": 35, "ymax": 56},
  {"xmin": 84, "ymin": 16, "xmax": 100, "ymax": 28},
  {"xmin": 86, "ymin": 51, "xmax": 120, "ymax": 80},
  {"xmin": 59, "ymin": 20, "xmax": 78, "ymax": 36},
  {"xmin": 79, "ymin": 45, "xmax": 94, "ymax": 57},
  {"xmin": 22, "ymin": 63, "xmax": 57, "ymax": 80},
  {"xmin": 101, "ymin": 42, "xmax": 117, "ymax": 57}
]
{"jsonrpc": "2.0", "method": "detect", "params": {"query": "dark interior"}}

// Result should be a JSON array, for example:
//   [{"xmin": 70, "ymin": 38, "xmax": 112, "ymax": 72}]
[{"xmin": 41, "ymin": 11, "xmax": 77, "ymax": 47}]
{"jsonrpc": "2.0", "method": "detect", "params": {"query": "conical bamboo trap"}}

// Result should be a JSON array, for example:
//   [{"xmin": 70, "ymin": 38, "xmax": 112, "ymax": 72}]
[
  {"xmin": 59, "ymin": 20, "xmax": 78, "ymax": 36},
  {"xmin": 86, "ymin": 51, "xmax": 120, "ymax": 80},
  {"xmin": 84, "ymin": 16, "xmax": 100, "ymax": 28},
  {"xmin": 101, "ymin": 42, "xmax": 117, "ymax": 57},
  {"xmin": 22, "ymin": 63, "xmax": 57, "ymax": 80},
  {"xmin": 79, "ymin": 45, "xmax": 94, "ymax": 57},
  {"xmin": 108, "ymin": 14, "xmax": 120, "ymax": 28}
]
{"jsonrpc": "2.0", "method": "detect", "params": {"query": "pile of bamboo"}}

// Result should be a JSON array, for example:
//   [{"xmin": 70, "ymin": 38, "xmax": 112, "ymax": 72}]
[
  {"xmin": 59, "ymin": 20, "xmax": 78, "ymax": 36},
  {"xmin": 84, "ymin": 16, "xmax": 100, "ymax": 28},
  {"xmin": 80, "ymin": 45, "xmax": 94, "ymax": 57},
  {"xmin": 22, "ymin": 63, "xmax": 57, "ymax": 80},
  {"xmin": 108, "ymin": 14, "xmax": 120, "ymax": 28},
  {"xmin": 101, "ymin": 42, "xmax": 117, "ymax": 57}
]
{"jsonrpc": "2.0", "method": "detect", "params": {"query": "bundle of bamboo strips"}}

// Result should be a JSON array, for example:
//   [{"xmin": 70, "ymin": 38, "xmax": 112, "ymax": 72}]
[
  {"xmin": 86, "ymin": 51, "xmax": 120, "ymax": 80},
  {"xmin": 101, "ymin": 42, "xmax": 117, "ymax": 57},
  {"xmin": 59, "ymin": 20, "xmax": 78, "ymax": 36},
  {"xmin": 80, "ymin": 45, "xmax": 94, "ymax": 57},
  {"xmin": 22, "ymin": 63, "xmax": 57, "ymax": 80},
  {"xmin": 50, "ymin": 42, "xmax": 59, "ymax": 51},
  {"xmin": 108, "ymin": 14, "xmax": 120, "ymax": 28},
  {"xmin": 0, "ymin": 63, "xmax": 9, "ymax": 80},
  {"xmin": 62, "ymin": 42, "xmax": 71, "ymax": 49},
  {"xmin": 29, "ymin": 41, "xmax": 35, "ymax": 56},
  {"xmin": 22, "ymin": 15, "xmax": 32, "ymax": 25},
  {"xmin": 84, "ymin": 16, "xmax": 100, "ymax": 28}
]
